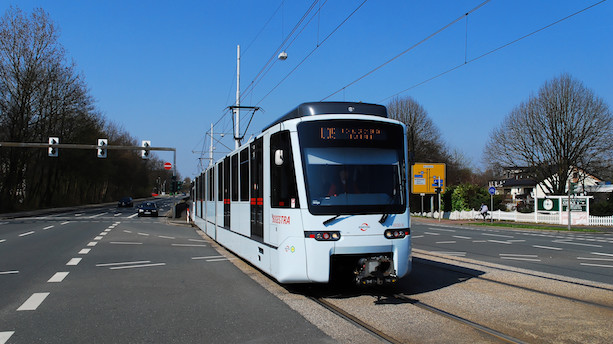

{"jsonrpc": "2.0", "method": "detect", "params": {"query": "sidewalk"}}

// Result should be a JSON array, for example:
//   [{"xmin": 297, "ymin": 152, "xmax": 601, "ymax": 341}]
[{"xmin": 412, "ymin": 215, "xmax": 613, "ymax": 233}]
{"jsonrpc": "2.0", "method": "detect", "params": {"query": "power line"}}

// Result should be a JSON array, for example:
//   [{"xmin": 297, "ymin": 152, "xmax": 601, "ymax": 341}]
[
  {"xmin": 321, "ymin": 0, "xmax": 491, "ymax": 101},
  {"xmin": 379, "ymin": 0, "xmax": 609, "ymax": 103}
]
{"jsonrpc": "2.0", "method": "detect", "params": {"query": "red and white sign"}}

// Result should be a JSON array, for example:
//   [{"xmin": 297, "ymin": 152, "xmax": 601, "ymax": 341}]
[{"xmin": 164, "ymin": 162, "xmax": 172, "ymax": 170}]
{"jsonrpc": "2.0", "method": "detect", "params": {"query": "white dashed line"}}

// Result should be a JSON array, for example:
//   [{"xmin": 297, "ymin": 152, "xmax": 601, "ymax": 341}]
[
  {"xmin": 435, "ymin": 241, "xmax": 457, "ymax": 244},
  {"xmin": 114, "ymin": 213, "xmax": 122, "ymax": 217},
  {"xmin": 127, "ymin": 213, "xmax": 138, "ymax": 219},
  {"xmin": 87, "ymin": 242, "xmax": 98, "ymax": 247},
  {"xmin": 580, "ymin": 263, "xmax": 613, "ymax": 268},
  {"xmin": 188, "ymin": 239, "xmax": 207, "ymax": 242},
  {"xmin": 427, "ymin": 227, "xmax": 455, "ymax": 232},
  {"xmin": 138, "ymin": 233, "xmax": 150, "ymax": 236},
  {"xmin": 88, "ymin": 212, "xmax": 108, "ymax": 218},
  {"xmin": 171, "ymin": 244, "xmax": 207, "ymax": 247},
  {"xmin": 48, "ymin": 272, "xmax": 69, "ymax": 283},
  {"xmin": 577, "ymin": 257, "xmax": 613, "ymax": 261},
  {"xmin": 96, "ymin": 261, "xmax": 151, "ymax": 267},
  {"xmin": 411, "ymin": 235, "xmax": 424, "ymax": 239},
  {"xmin": 109, "ymin": 242, "xmax": 142, "ymax": 245},
  {"xmin": 66, "ymin": 258, "xmax": 82, "ymax": 266},
  {"xmin": 61, "ymin": 221, "xmax": 70, "ymax": 225},
  {"xmin": 17, "ymin": 293, "xmax": 50, "ymax": 311},
  {"xmin": 591, "ymin": 252, "xmax": 613, "ymax": 257},
  {"xmin": 100, "ymin": 232, "xmax": 108, "ymax": 236},
  {"xmin": 0, "ymin": 331, "xmax": 15, "ymax": 344},
  {"xmin": 43, "ymin": 225, "xmax": 54, "ymax": 230},
  {"xmin": 75, "ymin": 213, "xmax": 83, "ymax": 217},
  {"xmin": 94, "ymin": 236, "xmax": 103, "ymax": 240},
  {"xmin": 78, "ymin": 248, "xmax": 91, "ymax": 254},
  {"xmin": 431, "ymin": 251, "xmax": 466, "ymax": 256},
  {"xmin": 0, "ymin": 270, "xmax": 19, "ymax": 275},
  {"xmin": 532, "ymin": 245, "xmax": 563, "ymax": 251},
  {"xmin": 192, "ymin": 255, "xmax": 225, "ymax": 260},
  {"xmin": 158, "ymin": 236, "xmax": 175, "ymax": 239},
  {"xmin": 487, "ymin": 240, "xmax": 512, "ymax": 245},
  {"xmin": 19, "ymin": 231, "xmax": 35, "ymax": 237},
  {"xmin": 452, "ymin": 235, "xmax": 472, "ymax": 240},
  {"xmin": 109, "ymin": 263, "xmax": 166, "ymax": 270},
  {"xmin": 0, "ymin": 239, "xmax": 5, "ymax": 243},
  {"xmin": 206, "ymin": 258, "xmax": 232, "ymax": 262},
  {"xmin": 552, "ymin": 240, "xmax": 602, "ymax": 248},
  {"xmin": 482, "ymin": 233, "xmax": 514, "ymax": 238},
  {"xmin": 500, "ymin": 254, "xmax": 541, "ymax": 262},
  {"xmin": 424, "ymin": 232, "xmax": 440, "ymax": 236}
]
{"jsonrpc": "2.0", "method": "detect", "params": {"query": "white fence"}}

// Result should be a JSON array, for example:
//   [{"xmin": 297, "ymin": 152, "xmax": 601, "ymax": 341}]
[{"xmin": 416, "ymin": 210, "xmax": 613, "ymax": 227}]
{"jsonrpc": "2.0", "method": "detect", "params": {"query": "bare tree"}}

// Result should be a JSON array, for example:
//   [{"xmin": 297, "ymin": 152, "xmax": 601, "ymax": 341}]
[{"xmin": 485, "ymin": 74, "xmax": 613, "ymax": 194}]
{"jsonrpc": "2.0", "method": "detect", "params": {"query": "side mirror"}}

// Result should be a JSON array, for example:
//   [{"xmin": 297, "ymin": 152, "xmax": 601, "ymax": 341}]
[{"xmin": 274, "ymin": 150, "xmax": 284, "ymax": 166}]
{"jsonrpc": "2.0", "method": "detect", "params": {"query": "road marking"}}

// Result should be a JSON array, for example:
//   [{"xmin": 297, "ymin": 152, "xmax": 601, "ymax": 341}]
[
  {"xmin": 500, "ymin": 256, "xmax": 541, "ymax": 262},
  {"xmin": 591, "ymin": 252, "xmax": 613, "ymax": 257},
  {"xmin": 79, "ymin": 248, "xmax": 91, "ymax": 254},
  {"xmin": 158, "ymin": 236, "xmax": 175, "ymax": 239},
  {"xmin": 206, "ymin": 258, "xmax": 231, "ymax": 262},
  {"xmin": 482, "ymin": 233, "xmax": 514, "ymax": 238},
  {"xmin": 577, "ymin": 257, "xmax": 613, "ymax": 261},
  {"xmin": 94, "ymin": 236, "xmax": 103, "ymax": 240},
  {"xmin": 188, "ymin": 239, "xmax": 207, "ymax": 242},
  {"xmin": 123, "ymin": 230, "xmax": 132, "ymax": 233},
  {"xmin": 0, "ymin": 239, "xmax": 5, "ymax": 243},
  {"xmin": 452, "ymin": 235, "xmax": 472, "ymax": 240},
  {"xmin": 66, "ymin": 258, "xmax": 82, "ymax": 266},
  {"xmin": 43, "ymin": 225, "xmax": 54, "ymax": 230},
  {"xmin": 138, "ymin": 232, "xmax": 150, "ymax": 236},
  {"xmin": 127, "ymin": 213, "xmax": 138, "ymax": 219},
  {"xmin": 431, "ymin": 251, "xmax": 466, "ymax": 256},
  {"xmin": 0, "ymin": 331, "xmax": 14, "ymax": 344},
  {"xmin": 109, "ymin": 263, "xmax": 166, "ymax": 270},
  {"xmin": 411, "ymin": 235, "xmax": 424, "ymax": 239},
  {"xmin": 109, "ymin": 242, "xmax": 142, "ymax": 245},
  {"xmin": 487, "ymin": 240, "xmax": 512, "ymax": 245},
  {"xmin": 472, "ymin": 240, "xmax": 487, "ymax": 243},
  {"xmin": 553, "ymin": 240, "xmax": 602, "ymax": 248},
  {"xmin": 100, "ymin": 232, "xmax": 107, "ymax": 236},
  {"xmin": 96, "ymin": 261, "xmax": 151, "ymax": 267},
  {"xmin": 61, "ymin": 221, "xmax": 70, "ymax": 225},
  {"xmin": 114, "ymin": 213, "xmax": 122, "ymax": 217},
  {"xmin": 88, "ymin": 212, "xmax": 108, "ymax": 218},
  {"xmin": 424, "ymin": 232, "xmax": 440, "ymax": 236},
  {"xmin": 580, "ymin": 263, "xmax": 613, "ymax": 268},
  {"xmin": 508, "ymin": 240, "xmax": 526, "ymax": 243},
  {"xmin": 532, "ymin": 245, "xmax": 563, "ymax": 251},
  {"xmin": 435, "ymin": 241, "xmax": 457, "ymax": 244},
  {"xmin": 500, "ymin": 254, "xmax": 538, "ymax": 258},
  {"xmin": 192, "ymin": 255, "xmax": 225, "ymax": 260},
  {"xmin": 0, "ymin": 270, "xmax": 19, "ymax": 275},
  {"xmin": 87, "ymin": 241, "xmax": 97, "ymax": 247},
  {"xmin": 427, "ymin": 227, "xmax": 455, "ymax": 232},
  {"xmin": 19, "ymin": 231, "xmax": 35, "ymax": 237},
  {"xmin": 75, "ymin": 213, "xmax": 83, "ymax": 217},
  {"xmin": 172, "ymin": 244, "xmax": 207, "ymax": 247},
  {"xmin": 17, "ymin": 292, "xmax": 50, "ymax": 311},
  {"xmin": 48, "ymin": 272, "xmax": 69, "ymax": 283}
]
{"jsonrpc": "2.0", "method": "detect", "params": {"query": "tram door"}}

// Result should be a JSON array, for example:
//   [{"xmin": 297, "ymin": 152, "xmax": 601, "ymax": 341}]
[{"xmin": 250, "ymin": 137, "xmax": 264, "ymax": 241}]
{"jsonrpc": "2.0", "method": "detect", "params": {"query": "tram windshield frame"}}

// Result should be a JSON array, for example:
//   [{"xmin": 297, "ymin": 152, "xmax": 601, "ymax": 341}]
[{"xmin": 297, "ymin": 119, "xmax": 407, "ymax": 216}]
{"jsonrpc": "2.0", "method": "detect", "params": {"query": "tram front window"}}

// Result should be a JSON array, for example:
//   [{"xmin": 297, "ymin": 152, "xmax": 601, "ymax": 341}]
[{"xmin": 298, "ymin": 120, "xmax": 406, "ymax": 215}]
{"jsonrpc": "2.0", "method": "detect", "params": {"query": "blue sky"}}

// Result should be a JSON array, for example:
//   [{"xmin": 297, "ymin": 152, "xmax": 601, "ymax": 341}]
[{"xmin": 2, "ymin": 0, "xmax": 611, "ymax": 179}]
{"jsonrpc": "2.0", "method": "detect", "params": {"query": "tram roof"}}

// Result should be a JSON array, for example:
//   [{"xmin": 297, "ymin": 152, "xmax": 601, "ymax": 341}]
[{"xmin": 263, "ymin": 102, "xmax": 388, "ymax": 131}]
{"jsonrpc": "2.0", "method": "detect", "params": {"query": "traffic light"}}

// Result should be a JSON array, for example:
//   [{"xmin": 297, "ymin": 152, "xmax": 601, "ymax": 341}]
[
  {"xmin": 141, "ymin": 140, "xmax": 151, "ymax": 159},
  {"xmin": 48, "ymin": 137, "xmax": 59, "ymax": 157},
  {"xmin": 97, "ymin": 138, "xmax": 107, "ymax": 158},
  {"xmin": 170, "ymin": 175, "xmax": 177, "ymax": 193}
]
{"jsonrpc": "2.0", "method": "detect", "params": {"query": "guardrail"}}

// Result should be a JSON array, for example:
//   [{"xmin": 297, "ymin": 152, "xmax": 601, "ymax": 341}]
[{"xmin": 415, "ymin": 210, "xmax": 613, "ymax": 226}]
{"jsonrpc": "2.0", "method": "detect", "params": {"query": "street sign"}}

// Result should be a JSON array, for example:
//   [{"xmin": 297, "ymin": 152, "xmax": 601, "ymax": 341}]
[
  {"xmin": 488, "ymin": 186, "xmax": 496, "ymax": 195},
  {"xmin": 411, "ymin": 163, "xmax": 446, "ymax": 194},
  {"xmin": 48, "ymin": 137, "xmax": 59, "ymax": 157},
  {"xmin": 164, "ymin": 162, "xmax": 172, "ymax": 170},
  {"xmin": 141, "ymin": 140, "xmax": 151, "ymax": 159},
  {"xmin": 97, "ymin": 138, "xmax": 107, "ymax": 158}
]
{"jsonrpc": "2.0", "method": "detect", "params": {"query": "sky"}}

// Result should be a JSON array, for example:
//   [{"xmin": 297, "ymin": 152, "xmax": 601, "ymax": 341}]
[{"xmin": 1, "ymin": 0, "xmax": 611, "ymax": 179}]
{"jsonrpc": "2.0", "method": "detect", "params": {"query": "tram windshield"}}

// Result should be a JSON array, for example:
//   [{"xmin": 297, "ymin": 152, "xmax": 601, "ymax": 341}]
[{"xmin": 298, "ymin": 120, "xmax": 406, "ymax": 215}]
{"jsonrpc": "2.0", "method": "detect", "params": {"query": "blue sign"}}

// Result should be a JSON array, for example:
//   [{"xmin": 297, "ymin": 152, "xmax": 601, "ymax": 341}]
[{"xmin": 488, "ymin": 186, "xmax": 496, "ymax": 195}]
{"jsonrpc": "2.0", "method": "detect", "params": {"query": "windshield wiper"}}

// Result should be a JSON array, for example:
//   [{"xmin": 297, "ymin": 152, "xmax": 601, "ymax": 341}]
[
  {"xmin": 323, "ymin": 214, "xmax": 341, "ymax": 226},
  {"xmin": 379, "ymin": 213, "xmax": 389, "ymax": 224}
]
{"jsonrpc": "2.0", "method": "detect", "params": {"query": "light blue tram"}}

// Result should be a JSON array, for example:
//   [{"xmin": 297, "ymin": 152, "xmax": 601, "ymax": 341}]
[{"xmin": 191, "ymin": 102, "xmax": 411, "ymax": 284}]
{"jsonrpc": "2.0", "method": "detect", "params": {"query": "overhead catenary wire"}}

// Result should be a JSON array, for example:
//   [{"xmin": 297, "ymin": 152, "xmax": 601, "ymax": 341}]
[
  {"xmin": 320, "ymin": 0, "xmax": 491, "ymax": 101},
  {"xmin": 378, "ymin": 0, "xmax": 609, "ymax": 103}
]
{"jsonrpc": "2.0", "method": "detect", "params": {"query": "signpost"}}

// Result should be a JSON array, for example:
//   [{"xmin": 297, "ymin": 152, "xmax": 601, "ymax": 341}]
[
  {"xmin": 488, "ymin": 186, "xmax": 496, "ymax": 223},
  {"xmin": 412, "ymin": 163, "xmax": 446, "ymax": 218}
]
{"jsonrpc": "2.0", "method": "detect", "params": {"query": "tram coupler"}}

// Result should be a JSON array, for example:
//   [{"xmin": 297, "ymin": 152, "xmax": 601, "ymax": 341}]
[{"xmin": 354, "ymin": 255, "xmax": 397, "ymax": 286}]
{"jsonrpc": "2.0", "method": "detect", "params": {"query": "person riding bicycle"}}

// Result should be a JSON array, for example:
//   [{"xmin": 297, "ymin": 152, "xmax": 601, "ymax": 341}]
[{"xmin": 479, "ymin": 203, "xmax": 489, "ymax": 220}]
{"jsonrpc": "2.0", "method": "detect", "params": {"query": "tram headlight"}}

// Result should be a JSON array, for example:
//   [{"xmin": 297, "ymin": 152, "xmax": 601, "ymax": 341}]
[
  {"xmin": 384, "ymin": 229, "xmax": 410, "ymax": 239},
  {"xmin": 305, "ymin": 231, "xmax": 341, "ymax": 241}
]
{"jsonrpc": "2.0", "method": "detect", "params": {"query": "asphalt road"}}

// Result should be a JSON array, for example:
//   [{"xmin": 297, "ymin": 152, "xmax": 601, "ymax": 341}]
[
  {"xmin": 0, "ymin": 200, "xmax": 332, "ymax": 343},
  {"xmin": 411, "ymin": 218, "xmax": 613, "ymax": 285}
]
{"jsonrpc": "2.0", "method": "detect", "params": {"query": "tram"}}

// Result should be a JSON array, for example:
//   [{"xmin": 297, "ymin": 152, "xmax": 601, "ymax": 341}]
[{"xmin": 191, "ymin": 102, "xmax": 411, "ymax": 284}]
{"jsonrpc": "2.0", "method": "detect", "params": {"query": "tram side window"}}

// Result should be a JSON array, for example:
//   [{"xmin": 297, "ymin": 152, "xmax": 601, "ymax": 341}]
[
  {"xmin": 270, "ymin": 131, "xmax": 300, "ymax": 208},
  {"xmin": 208, "ymin": 169, "xmax": 213, "ymax": 201},
  {"xmin": 217, "ymin": 162, "xmax": 223, "ymax": 202},
  {"xmin": 231, "ymin": 154, "xmax": 238, "ymax": 202},
  {"xmin": 240, "ymin": 148, "xmax": 249, "ymax": 201}
]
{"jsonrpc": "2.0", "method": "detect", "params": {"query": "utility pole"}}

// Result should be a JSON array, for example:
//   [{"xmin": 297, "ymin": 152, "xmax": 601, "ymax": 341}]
[
  {"xmin": 209, "ymin": 123, "xmax": 214, "ymax": 167},
  {"xmin": 234, "ymin": 44, "xmax": 241, "ymax": 150}
]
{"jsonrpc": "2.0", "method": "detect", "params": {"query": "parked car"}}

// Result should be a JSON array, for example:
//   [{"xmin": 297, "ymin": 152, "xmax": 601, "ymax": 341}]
[
  {"xmin": 137, "ymin": 201, "xmax": 158, "ymax": 217},
  {"xmin": 117, "ymin": 197, "xmax": 133, "ymax": 207}
]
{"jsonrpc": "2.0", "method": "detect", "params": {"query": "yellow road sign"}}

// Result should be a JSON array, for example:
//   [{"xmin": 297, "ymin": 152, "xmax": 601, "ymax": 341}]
[{"xmin": 411, "ymin": 163, "xmax": 446, "ymax": 194}]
